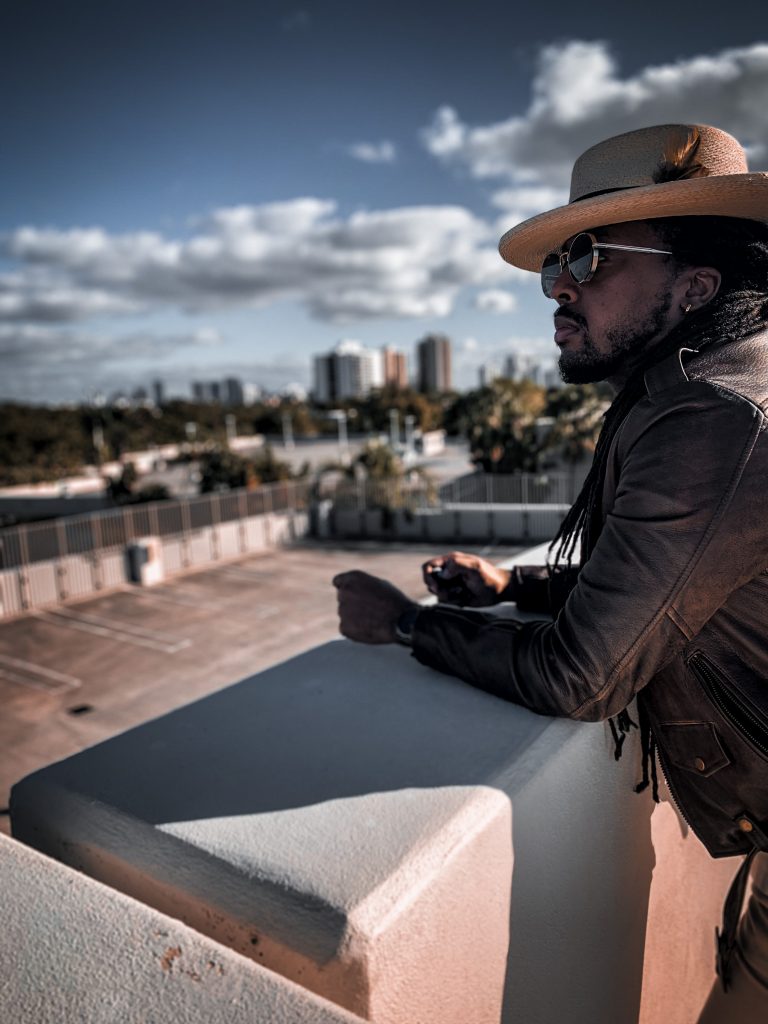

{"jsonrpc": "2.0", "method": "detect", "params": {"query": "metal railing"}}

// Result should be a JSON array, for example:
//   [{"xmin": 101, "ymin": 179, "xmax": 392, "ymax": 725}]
[
  {"xmin": 0, "ymin": 480, "xmax": 310, "ymax": 571},
  {"xmin": 329, "ymin": 472, "xmax": 581, "ymax": 513}
]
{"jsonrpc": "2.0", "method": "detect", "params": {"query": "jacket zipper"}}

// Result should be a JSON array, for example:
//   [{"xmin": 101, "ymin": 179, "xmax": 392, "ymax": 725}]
[
  {"xmin": 654, "ymin": 738, "xmax": 703, "ymax": 839},
  {"xmin": 688, "ymin": 651, "xmax": 768, "ymax": 759}
]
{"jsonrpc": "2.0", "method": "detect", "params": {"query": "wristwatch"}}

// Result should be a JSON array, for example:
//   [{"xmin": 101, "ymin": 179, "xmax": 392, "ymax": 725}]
[{"xmin": 394, "ymin": 605, "xmax": 420, "ymax": 647}]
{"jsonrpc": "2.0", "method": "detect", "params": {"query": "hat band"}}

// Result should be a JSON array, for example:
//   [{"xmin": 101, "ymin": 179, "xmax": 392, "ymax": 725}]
[{"xmin": 572, "ymin": 184, "xmax": 642, "ymax": 203}]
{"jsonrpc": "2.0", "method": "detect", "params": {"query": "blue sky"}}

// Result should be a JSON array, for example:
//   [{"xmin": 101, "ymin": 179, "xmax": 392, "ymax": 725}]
[{"xmin": 2, "ymin": 1, "xmax": 768, "ymax": 403}]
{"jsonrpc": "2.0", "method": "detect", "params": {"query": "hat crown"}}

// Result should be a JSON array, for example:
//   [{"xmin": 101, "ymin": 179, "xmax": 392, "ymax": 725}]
[{"xmin": 569, "ymin": 124, "xmax": 749, "ymax": 203}]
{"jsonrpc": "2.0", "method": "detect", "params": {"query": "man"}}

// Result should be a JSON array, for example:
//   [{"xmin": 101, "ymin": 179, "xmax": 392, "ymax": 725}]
[{"xmin": 333, "ymin": 124, "xmax": 768, "ymax": 1021}]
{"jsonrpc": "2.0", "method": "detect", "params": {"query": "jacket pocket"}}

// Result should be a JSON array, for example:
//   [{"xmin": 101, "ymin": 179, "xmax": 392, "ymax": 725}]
[
  {"xmin": 657, "ymin": 721, "xmax": 731, "ymax": 778},
  {"xmin": 688, "ymin": 651, "xmax": 768, "ymax": 760}
]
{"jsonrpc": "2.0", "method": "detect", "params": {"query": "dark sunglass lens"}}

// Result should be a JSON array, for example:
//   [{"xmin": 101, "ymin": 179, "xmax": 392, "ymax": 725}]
[
  {"xmin": 567, "ymin": 234, "xmax": 595, "ymax": 283},
  {"xmin": 541, "ymin": 253, "xmax": 561, "ymax": 296}
]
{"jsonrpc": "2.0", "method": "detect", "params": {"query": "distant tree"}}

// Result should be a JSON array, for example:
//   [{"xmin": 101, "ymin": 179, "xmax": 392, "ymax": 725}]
[
  {"xmin": 133, "ymin": 484, "xmax": 172, "ymax": 503},
  {"xmin": 105, "ymin": 463, "xmax": 139, "ymax": 503},
  {"xmin": 250, "ymin": 445, "xmax": 299, "ymax": 485},
  {"xmin": 351, "ymin": 440, "xmax": 403, "ymax": 480},
  {"xmin": 317, "ymin": 386, "xmax": 445, "ymax": 435},
  {"xmin": 445, "ymin": 379, "xmax": 550, "ymax": 473},
  {"xmin": 104, "ymin": 463, "xmax": 172, "ymax": 505},
  {"xmin": 0, "ymin": 403, "xmax": 89, "ymax": 484},
  {"xmin": 199, "ymin": 450, "xmax": 257, "ymax": 493},
  {"xmin": 198, "ymin": 444, "xmax": 300, "ymax": 493},
  {"xmin": 544, "ymin": 384, "xmax": 608, "ymax": 467}
]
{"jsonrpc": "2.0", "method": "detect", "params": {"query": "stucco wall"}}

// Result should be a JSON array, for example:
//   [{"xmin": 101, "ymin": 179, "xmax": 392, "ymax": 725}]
[
  {"xmin": 0, "ymin": 832, "xmax": 364, "ymax": 1024},
  {"xmin": 11, "ymin": 622, "xmax": 737, "ymax": 1024}
]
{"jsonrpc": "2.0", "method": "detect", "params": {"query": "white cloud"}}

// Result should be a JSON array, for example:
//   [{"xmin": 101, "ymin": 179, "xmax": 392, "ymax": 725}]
[
  {"xmin": 422, "ymin": 41, "xmax": 768, "ymax": 228},
  {"xmin": 0, "ymin": 323, "xmax": 222, "ymax": 366},
  {"xmin": 2, "ymin": 199, "xmax": 507, "ymax": 328},
  {"xmin": 474, "ymin": 290, "xmax": 519, "ymax": 314},
  {"xmin": 0, "ymin": 275, "xmax": 141, "ymax": 321},
  {"xmin": 347, "ymin": 140, "xmax": 397, "ymax": 164}
]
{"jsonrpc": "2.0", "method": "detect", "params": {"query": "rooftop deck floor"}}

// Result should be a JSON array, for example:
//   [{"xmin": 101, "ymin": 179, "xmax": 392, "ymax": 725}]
[{"xmin": 0, "ymin": 539, "xmax": 523, "ymax": 833}]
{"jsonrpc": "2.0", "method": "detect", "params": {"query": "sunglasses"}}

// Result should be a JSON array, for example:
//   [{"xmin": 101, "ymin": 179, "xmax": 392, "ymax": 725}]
[{"xmin": 541, "ymin": 232, "xmax": 673, "ymax": 297}]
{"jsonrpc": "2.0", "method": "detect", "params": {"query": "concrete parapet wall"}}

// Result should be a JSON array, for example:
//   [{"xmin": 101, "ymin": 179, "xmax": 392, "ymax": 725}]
[
  {"xmin": 10, "ymin": 535, "xmax": 737, "ymax": 1024},
  {"xmin": 0, "ymin": 833, "xmax": 364, "ymax": 1024},
  {"xmin": 328, "ymin": 503, "xmax": 568, "ymax": 544}
]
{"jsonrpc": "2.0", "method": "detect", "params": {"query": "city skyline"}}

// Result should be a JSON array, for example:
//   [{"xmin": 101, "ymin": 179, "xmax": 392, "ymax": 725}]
[{"xmin": 2, "ymin": 2, "xmax": 767, "ymax": 402}]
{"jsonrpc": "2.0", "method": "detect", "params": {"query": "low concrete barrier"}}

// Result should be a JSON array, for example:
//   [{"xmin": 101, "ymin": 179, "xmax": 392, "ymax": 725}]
[
  {"xmin": 0, "ymin": 833, "xmax": 364, "ymax": 1024},
  {"xmin": 0, "ymin": 509, "xmax": 307, "ymax": 619},
  {"xmin": 10, "ymin": 543, "xmax": 737, "ymax": 1024},
  {"xmin": 329, "ymin": 503, "xmax": 569, "ymax": 544}
]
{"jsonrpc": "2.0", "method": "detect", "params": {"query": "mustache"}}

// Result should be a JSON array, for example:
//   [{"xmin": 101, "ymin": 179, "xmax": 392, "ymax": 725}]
[{"xmin": 555, "ymin": 306, "xmax": 588, "ymax": 329}]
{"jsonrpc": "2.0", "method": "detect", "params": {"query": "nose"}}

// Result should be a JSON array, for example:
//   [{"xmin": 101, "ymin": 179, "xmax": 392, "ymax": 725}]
[{"xmin": 549, "ymin": 266, "xmax": 580, "ymax": 304}]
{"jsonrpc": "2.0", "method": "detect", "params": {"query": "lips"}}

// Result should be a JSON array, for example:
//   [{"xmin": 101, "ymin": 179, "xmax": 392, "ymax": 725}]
[{"xmin": 554, "ymin": 316, "xmax": 582, "ymax": 345}]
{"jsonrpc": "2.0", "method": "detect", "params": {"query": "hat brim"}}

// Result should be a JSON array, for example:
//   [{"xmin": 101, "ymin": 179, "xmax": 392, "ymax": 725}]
[{"xmin": 499, "ymin": 173, "xmax": 768, "ymax": 272}]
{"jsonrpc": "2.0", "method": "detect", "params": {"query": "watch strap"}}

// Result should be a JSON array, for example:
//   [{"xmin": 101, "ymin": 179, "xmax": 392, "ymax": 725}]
[{"xmin": 395, "ymin": 605, "xmax": 420, "ymax": 646}]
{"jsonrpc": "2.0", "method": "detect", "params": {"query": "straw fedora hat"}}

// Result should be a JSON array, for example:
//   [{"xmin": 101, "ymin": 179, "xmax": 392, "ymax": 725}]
[{"xmin": 499, "ymin": 123, "xmax": 768, "ymax": 272}]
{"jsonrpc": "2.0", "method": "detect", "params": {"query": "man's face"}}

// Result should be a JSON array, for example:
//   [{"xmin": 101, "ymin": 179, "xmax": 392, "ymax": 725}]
[{"xmin": 549, "ymin": 221, "xmax": 681, "ymax": 385}]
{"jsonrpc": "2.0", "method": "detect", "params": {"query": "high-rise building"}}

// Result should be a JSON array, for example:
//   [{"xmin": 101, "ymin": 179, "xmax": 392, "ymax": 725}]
[
  {"xmin": 222, "ymin": 377, "xmax": 245, "ymax": 405},
  {"xmin": 381, "ymin": 346, "xmax": 408, "ymax": 389},
  {"xmin": 478, "ymin": 364, "xmax": 499, "ymax": 388},
  {"xmin": 152, "ymin": 379, "xmax": 165, "ymax": 406},
  {"xmin": 192, "ymin": 381, "xmax": 209, "ymax": 402},
  {"xmin": 503, "ymin": 353, "xmax": 534, "ymax": 382},
  {"xmin": 416, "ymin": 334, "xmax": 452, "ymax": 393},
  {"xmin": 313, "ymin": 340, "xmax": 384, "ymax": 403}
]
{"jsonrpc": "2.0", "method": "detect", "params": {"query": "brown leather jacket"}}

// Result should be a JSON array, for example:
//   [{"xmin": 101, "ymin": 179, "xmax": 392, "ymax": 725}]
[{"xmin": 411, "ymin": 334, "xmax": 768, "ymax": 859}]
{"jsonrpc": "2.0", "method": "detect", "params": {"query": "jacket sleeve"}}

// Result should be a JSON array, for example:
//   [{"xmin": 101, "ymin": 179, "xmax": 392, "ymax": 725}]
[
  {"xmin": 411, "ymin": 384, "xmax": 768, "ymax": 721},
  {"xmin": 507, "ymin": 564, "xmax": 580, "ymax": 615}
]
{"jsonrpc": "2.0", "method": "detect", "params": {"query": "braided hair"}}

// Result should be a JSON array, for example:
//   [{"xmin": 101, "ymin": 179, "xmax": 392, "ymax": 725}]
[{"xmin": 549, "ymin": 215, "xmax": 768, "ymax": 571}]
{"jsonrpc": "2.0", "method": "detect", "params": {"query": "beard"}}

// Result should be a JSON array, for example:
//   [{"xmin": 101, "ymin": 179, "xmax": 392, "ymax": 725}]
[{"xmin": 558, "ymin": 288, "xmax": 675, "ymax": 384}]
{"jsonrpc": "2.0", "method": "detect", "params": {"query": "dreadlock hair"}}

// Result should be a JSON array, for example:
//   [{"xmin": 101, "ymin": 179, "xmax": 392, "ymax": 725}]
[{"xmin": 549, "ymin": 215, "xmax": 768, "ymax": 571}]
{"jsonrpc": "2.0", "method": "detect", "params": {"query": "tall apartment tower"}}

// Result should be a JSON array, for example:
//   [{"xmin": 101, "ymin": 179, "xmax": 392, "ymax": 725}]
[
  {"xmin": 416, "ymin": 334, "xmax": 452, "ymax": 393},
  {"xmin": 381, "ymin": 346, "xmax": 408, "ymax": 389},
  {"xmin": 222, "ymin": 377, "xmax": 245, "ymax": 405},
  {"xmin": 313, "ymin": 340, "xmax": 384, "ymax": 403}
]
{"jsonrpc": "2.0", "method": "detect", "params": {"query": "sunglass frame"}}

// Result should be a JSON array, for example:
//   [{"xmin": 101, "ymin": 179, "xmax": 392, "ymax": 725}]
[{"xmin": 540, "ymin": 232, "xmax": 674, "ymax": 297}]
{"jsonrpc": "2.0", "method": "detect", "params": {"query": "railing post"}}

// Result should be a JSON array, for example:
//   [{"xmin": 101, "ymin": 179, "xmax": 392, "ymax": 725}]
[
  {"xmin": 180, "ymin": 499, "xmax": 192, "ymax": 567},
  {"xmin": 210, "ymin": 492, "xmax": 221, "ymax": 561},
  {"xmin": 90, "ymin": 515, "xmax": 103, "ymax": 591},
  {"xmin": 238, "ymin": 488, "xmax": 248, "ymax": 553},
  {"xmin": 149, "ymin": 502, "xmax": 161, "ymax": 538},
  {"xmin": 55, "ymin": 518, "xmax": 69, "ymax": 601},
  {"xmin": 263, "ymin": 484, "xmax": 273, "ymax": 547},
  {"xmin": 17, "ymin": 525, "xmax": 30, "ymax": 611}
]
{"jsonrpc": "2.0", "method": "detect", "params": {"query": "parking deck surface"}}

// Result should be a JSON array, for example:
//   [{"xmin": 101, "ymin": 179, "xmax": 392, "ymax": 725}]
[{"xmin": 0, "ymin": 539, "xmax": 524, "ymax": 833}]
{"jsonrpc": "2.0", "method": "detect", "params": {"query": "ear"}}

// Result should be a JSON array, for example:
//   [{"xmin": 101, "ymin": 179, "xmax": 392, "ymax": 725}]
[{"xmin": 679, "ymin": 267, "xmax": 722, "ymax": 312}]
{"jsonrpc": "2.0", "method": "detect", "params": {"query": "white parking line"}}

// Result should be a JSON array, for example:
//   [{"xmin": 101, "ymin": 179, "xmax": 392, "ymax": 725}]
[
  {"xmin": 36, "ymin": 610, "xmax": 190, "ymax": 654},
  {"xmin": 120, "ymin": 587, "xmax": 223, "ymax": 611},
  {"xmin": 0, "ymin": 652, "xmax": 81, "ymax": 687},
  {"xmin": 0, "ymin": 653, "xmax": 81, "ymax": 693},
  {"xmin": 216, "ymin": 565, "xmax": 274, "ymax": 582}
]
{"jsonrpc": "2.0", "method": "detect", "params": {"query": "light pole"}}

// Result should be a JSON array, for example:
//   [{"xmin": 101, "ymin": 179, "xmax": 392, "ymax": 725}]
[
  {"xmin": 404, "ymin": 414, "xmax": 415, "ymax": 452},
  {"xmin": 225, "ymin": 414, "xmax": 237, "ymax": 447},
  {"xmin": 281, "ymin": 411, "xmax": 295, "ymax": 450},
  {"xmin": 388, "ymin": 408, "xmax": 399, "ymax": 449},
  {"xmin": 329, "ymin": 410, "xmax": 349, "ymax": 462}
]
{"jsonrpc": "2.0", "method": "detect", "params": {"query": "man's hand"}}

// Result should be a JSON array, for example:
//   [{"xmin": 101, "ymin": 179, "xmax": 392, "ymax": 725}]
[
  {"xmin": 333, "ymin": 570, "xmax": 416, "ymax": 644},
  {"xmin": 421, "ymin": 551, "xmax": 512, "ymax": 607}
]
